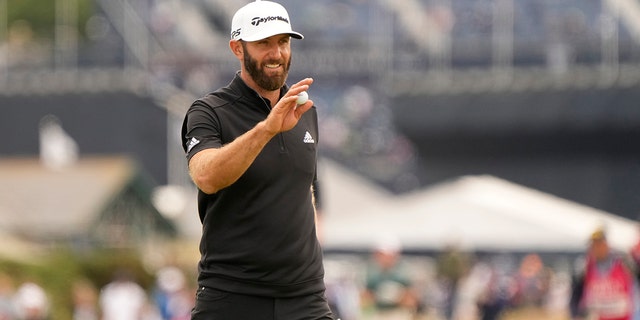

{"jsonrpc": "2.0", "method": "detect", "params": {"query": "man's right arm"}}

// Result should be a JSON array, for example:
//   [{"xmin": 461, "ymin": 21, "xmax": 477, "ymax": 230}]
[{"xmin": 189, "ymin": 121, "xmax": 275, "ymax": 194}]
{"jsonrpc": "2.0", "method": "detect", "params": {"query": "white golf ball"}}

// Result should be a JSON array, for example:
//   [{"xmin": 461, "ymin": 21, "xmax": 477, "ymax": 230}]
[{"xmin": 296, "ymin": 91, "xmax": 308, "ymax": 105}]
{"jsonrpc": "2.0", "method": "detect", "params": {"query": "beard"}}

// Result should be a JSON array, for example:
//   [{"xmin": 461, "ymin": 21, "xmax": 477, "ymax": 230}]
[{"xmin": 242, "ymin": 43, "xmax": 291, "ymax": 91}]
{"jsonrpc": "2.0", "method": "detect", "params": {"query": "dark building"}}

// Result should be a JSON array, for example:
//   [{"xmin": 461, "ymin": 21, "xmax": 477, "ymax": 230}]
[
  {"xmin": 389, "ymin": 69, "xmax": 640, "ymax": 220},
  {"xmin": 0, "ymin": 86, "xmax": 168, "ymax": 186}
]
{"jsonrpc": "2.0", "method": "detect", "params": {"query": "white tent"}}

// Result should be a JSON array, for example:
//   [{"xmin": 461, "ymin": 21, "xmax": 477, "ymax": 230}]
[{"xmin": 319, "ymin": 159, "xmax": 639, "ymax": 253}]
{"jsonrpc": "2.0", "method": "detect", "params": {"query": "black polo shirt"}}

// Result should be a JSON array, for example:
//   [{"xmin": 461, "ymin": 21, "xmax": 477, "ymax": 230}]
[{"xmin": 181, "ymin": 73, "xmax": 325, "ymax": 297}]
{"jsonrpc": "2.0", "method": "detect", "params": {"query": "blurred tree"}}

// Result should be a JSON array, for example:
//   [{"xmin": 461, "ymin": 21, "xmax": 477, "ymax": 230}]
[
  {"xmin": 0, "ymin": 246, "xmax": 155, "ymax": 320},
  {"xmin": 7, "ymin": 0, "xmax": 93, "ymax": 40}
]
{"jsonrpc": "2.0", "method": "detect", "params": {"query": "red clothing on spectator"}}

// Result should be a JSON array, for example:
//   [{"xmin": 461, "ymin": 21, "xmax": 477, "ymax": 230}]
[{"xmin": 582, "ymin": 256, "xmax": 634, "ymax": 320}]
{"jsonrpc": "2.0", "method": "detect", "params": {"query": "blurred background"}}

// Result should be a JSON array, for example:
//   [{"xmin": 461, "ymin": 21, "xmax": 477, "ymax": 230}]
[{"xmin": 1, "ymin": 0, "xmax": 640, "ymax": 319}]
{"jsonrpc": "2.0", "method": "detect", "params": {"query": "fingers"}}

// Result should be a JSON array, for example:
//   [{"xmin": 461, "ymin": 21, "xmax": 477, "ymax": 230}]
[
  {"xmin": 266, "ymin": 78, "xmax": 315, "ymax": 133},
  {"xmin": 292, "ymin": 78, "xmax": 314, "ymax": 90},
  {"xmin": 278, "ymin": 94, "xmax": 307, "ymax": 110},
  {"xmin": 294, "ymin": 99, "xmax": 314, "ymax": 116},
  {"xmin": 277, "ymin": 96, "xmax": 313, "ymax": 118},
  {"xmin": 287, "ymin": 85, "xmax": 310, "ymax": 99},
  {"xmin": 287, "ymin": 78, "xmax": 313, "ymax": 97},
  {"xmin": 277, "ymin": 77, "xmax": 314, "ymax": 111}
]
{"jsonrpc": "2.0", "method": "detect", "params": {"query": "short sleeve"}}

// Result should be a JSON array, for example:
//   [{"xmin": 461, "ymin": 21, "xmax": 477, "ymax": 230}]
[{"xmin": 181, "ymin": 103, "xmax": 223, "ymax": 161}]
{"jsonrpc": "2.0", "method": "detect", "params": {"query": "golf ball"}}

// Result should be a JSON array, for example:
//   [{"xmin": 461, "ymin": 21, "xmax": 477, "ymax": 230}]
[{"xmin": 296, "ymin": 91, "xmax": 308, "ymax": 105}]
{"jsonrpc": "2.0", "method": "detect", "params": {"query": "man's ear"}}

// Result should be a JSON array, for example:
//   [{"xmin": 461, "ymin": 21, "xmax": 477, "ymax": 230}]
[{"xmin": 229, "ymin": 40, "xmax": 243, "ymax": 58}]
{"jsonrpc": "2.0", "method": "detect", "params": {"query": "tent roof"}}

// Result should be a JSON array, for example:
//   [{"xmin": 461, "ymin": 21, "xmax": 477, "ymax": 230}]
[
  {"xmin": 320, "ymin": 159, "xmax": 639, "ymax": 253},
  {"xmin": 0, "ymin": 156, "xmax": 134, "ymax": 239},
  {"xmin": 0, "ymin": 231, "xmax": 43, "ymax": 262}
]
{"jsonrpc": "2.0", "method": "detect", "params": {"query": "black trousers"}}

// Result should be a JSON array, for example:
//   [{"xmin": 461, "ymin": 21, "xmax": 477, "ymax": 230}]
[{"xmin": 191, "ymin": 287, "xmax": 336, "ymax": 320}]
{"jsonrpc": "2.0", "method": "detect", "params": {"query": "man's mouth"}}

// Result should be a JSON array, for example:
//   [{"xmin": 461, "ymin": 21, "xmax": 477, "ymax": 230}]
[{"xmin": 265, "ymin": 63, "xmax": 281, "ymax": 69}]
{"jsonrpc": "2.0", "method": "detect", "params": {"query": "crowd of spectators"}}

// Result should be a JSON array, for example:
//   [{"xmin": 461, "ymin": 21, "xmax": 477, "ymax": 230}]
[
  {"xmin": 324, "ymin": 228, "xmax": 640, "ymax": 320},
  {"xmin": 0, "ymin": 227, "xmax": 638, "ymax": 320},
  {"xmin": 0, "ymin": 266, "xmax": 194, "ymax": 320}
]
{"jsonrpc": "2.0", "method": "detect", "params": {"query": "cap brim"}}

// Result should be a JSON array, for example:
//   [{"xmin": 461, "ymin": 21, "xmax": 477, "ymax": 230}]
[{"xmin": 290, "ymin": 32, "xmax": 304, "ymax": 40}]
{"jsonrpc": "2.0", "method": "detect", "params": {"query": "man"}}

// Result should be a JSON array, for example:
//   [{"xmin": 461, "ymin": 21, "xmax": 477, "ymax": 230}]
[
  {"xmin": 181, "ymin": 1, "xmax": 334, "ymax": 319},
  {"xmin": 99, "ymin": 270, "xmax": 148, "ymax": 320},
  {"xmin": 435, "ymin": 244, "xmax": 471, "ymax": 320},
  {"xmin": 362, "ymin": 235, "xmax": 418, "ymax": 320},
  {"xmin": 570, "ymin": 228, "xmax": 640, "ymax": 320}
]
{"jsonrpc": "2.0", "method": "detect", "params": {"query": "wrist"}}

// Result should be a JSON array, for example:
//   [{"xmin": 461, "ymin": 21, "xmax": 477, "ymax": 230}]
[{"xmin": 255, "ymin": 121, "xmax": 278, "ymax": 139}]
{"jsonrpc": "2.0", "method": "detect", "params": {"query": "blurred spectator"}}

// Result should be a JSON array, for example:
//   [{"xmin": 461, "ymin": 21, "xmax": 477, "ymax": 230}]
[
  {"xmin": 435, "ymin": 244, "xmax": 471, "ymax": 319},
  {"xmin": 629, "ymin": 224, "xmax": 640, "ymax": 283},
  {"xmin": 71, "ymin": 279, "xmax": 98, "ymax": 320},
  {"xmin": 544, "ymin": 268, "xmax": 572, "ymax": 316},
  {"xmin": 152, "ymin": 266, "xmax": 192, "ymax": 320},
  {"xmin": 99, "ymin": 269, "xmax": 148, "ymax": 320},
  {"xmin": 362, "ymin": 234, "xmax": 418, "ymax": 320},
  {"xmin": 324, "ymin": 260, "xmax": 362, "ymax": 320},
  {"xmin": 510, "ymin": 253, "xmax": 550, "ymax": 308},
  {"xmin": 0, "ymin": 273, "xmax": 16, "ymax": 320},
  {"xmin": 570, "ymin": 228, "xmax": 640, "ymax": 320},
  {"xmin": 475, "ymin": 261, "xmax": 511, "ymax": 320},
  {"xmin": 13, "ymin": 282, "xmax": 49, "ymax": 320}
]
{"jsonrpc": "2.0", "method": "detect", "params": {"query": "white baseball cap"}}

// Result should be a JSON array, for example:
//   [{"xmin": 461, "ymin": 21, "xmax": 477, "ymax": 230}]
[{"xmin": 231, "ymin": 0, "xmax": 304, "ymax": 42}]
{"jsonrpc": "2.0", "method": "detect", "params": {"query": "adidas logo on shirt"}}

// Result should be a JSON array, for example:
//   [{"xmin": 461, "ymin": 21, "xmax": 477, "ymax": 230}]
[
  {"xmin": 186, "ymin": 137, "xmax": 200, "ymax": 153},
  {"xmin": 303, "ymin": 131, "xmax": 315, "ymax": 144}
]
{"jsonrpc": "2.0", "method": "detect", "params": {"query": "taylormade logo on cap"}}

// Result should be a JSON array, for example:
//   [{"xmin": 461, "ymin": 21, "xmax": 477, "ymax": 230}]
[
  {"xmin": 251, "ymin": 15, "xmax": 289, "ymax": 27},
  {"xmin": 231, "ymin": 0, "xmax": 304, "ymax": 42}
]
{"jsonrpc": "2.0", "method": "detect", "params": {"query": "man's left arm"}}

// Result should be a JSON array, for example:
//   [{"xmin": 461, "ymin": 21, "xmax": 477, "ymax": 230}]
[{"xmin": 312, "ymin": 173, "xmax": 324, "ymax": 241}]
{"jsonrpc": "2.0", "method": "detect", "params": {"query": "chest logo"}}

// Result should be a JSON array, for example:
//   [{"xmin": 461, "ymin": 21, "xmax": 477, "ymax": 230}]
[{"xmin": 303, "ymin": 131, "xmax": 315, "ymax": 144}]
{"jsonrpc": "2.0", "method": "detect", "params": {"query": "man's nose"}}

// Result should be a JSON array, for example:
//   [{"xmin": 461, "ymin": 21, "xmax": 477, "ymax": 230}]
[{"xmin": 266, "ymin": 44, "xmax": 283, "ymax": 60}]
